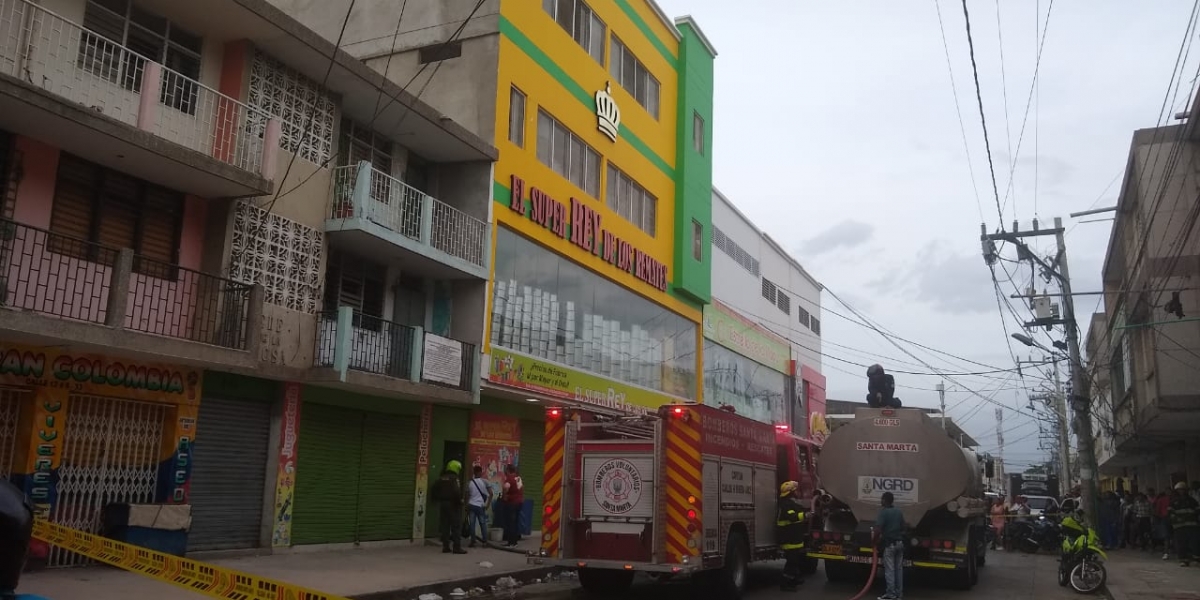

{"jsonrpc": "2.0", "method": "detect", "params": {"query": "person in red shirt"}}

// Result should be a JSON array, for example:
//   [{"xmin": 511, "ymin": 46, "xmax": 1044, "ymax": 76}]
[
  {"xmin": 500, "ymin": 464, "xmax": 525, "ymax": 548},
  {"xmin": 1154, "ymin": 490, "xmax": 1173, "ymax": 557}
]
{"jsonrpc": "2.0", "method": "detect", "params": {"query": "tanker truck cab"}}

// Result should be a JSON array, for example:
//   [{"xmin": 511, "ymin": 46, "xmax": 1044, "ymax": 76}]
[
  {"xmin": 532, "ymin": 404, "xmax": 824, "ymax": 598},
  {"xmin": 810, "ymin": 408, "xmax": 988, "ymax": 590}
]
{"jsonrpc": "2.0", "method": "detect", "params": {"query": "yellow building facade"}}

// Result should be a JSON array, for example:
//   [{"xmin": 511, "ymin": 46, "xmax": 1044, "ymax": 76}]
[{"xmin": 483, "ymin": 0, "xmax": 717, "ymax": 412}]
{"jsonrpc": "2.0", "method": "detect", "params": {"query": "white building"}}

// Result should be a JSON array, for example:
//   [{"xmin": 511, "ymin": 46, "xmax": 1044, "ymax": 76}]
[{"xmin": 710, "ymin": 188, "xmax": 825, "ymax": 434}]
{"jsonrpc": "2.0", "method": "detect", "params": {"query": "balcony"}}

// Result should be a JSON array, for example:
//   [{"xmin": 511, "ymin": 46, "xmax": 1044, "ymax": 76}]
[
  {"xmin": 0, "ymin": 219, "xmax": 263, "ymax": 366},
  {"xmin": 326, "ymin": 161, "xmax": 490, "ymax": 280},
  {"xmin": 313, "ymin": 307, "xmax": 480, "ymax": 403},
  {"xmin": 0, "ymin": 0, "xmax": 279, "ymax": 198}
]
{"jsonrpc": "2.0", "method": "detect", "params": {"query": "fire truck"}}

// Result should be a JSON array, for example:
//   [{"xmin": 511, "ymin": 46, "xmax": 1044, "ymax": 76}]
[{"xmin": 528, "ymin": 402, "xmax": 821, "ymax": 598}]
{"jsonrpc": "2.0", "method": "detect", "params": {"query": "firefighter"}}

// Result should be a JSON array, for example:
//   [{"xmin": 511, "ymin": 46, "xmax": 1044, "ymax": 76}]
[
  {"xmin": 0, "ymin": 478, "xmax": 48, "ymax": 600},
  {"xmin": 777, "ymin": 481, "xmax": 810, "ymax": 591}
]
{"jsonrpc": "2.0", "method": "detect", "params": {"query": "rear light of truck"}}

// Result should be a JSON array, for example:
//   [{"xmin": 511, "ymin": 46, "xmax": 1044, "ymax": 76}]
[
  {"xmin": 671, "ymin": 406, "xmax": 685, "ymax": 416},
  {"xmin": 548, "ymin": 408, "xmax": 562, "ymax": 419}
]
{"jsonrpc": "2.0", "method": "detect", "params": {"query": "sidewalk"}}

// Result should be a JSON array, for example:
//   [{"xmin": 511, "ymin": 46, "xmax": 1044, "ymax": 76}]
[
  {"xmin": 18, "ymin": 536, "xmax": 556, "ymax": 600},
  {"xmin": 1104, "ymin": 548, "xmax": 1200, "ymax": 600}
]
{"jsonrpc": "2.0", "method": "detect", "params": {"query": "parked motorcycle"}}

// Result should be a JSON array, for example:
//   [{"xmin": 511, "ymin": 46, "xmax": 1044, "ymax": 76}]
[
  {"xmin": 1011, "ymin": 515, "xmax": 1060, "ymax": 553},
  {"xmin": 1057, "ymin": 511, "xmax": 1107, "ymax": 594}
]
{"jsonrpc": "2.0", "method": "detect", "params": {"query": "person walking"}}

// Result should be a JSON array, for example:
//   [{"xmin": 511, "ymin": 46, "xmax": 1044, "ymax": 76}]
[
  {"xmin": 776, "ymin": 481, "xmax": 810, "ymax": 591},
  {"xmin": 1168, "ymin": 481, "xmax": 1200, "ymax": 567},
  {"xmin": 875, "ymin": 491, "xmax": 907, "ymax": 600},
  {"xmin": 500, "ymin": 464, "xmax": 524, "ymax": 548},
  {"xmin": 1154, "ymin": 489, "xmax": 1172, "ymax": 558},
  {"xmin": 989, "ymin": 498, "xmax": 1006, "ymax": 550},
  {"xmin": 431, "ymin": 460, "xmax": 468, "ymax": 554},
  {"xmin": 1133, "ymin": 493, "xmax": 1153, "ymax": 550},
  {"xmin": 465, "ymin": 465, "xmax": 493, "ymax": 548},
  {"xmin": 1100, "ymin": 492, "xmax": 1122, "ymax": 550}
]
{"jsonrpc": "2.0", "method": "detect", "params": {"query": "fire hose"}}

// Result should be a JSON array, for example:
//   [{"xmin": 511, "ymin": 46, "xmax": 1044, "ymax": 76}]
[{"xmin": 846, "ymin": 528, "xmax": 880, "ymax": 600}]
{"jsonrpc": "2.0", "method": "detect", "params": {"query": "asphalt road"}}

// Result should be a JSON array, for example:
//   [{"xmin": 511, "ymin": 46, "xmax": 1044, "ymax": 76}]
[{"xmin": 515, "ymin": 549, "xmax": 1088, "ymax": 600}]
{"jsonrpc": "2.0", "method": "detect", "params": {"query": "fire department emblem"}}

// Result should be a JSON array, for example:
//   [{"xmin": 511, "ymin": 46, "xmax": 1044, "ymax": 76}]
[{"xmin": 593, "ymin": 458, "xmax": 643, "ymax": 514}]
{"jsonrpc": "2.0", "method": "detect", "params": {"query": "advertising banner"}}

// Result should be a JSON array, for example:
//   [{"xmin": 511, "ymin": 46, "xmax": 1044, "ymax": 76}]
[
  {"xmin": 271, "ymin": 382, "xmax": 302, "ymax": 547},
  {"xmin": 413, "ymin": 403, "xmax": 433, "ymax": 541},
  {"xmin": 468, "ymin": 412, "xmax": 521, "ymax": 500},
  {"xmin": 487, "ymin": 347, "xmax": 684, "ymax": 413},
  {"xmin": 702, "ymin": 299, "xmax": 791, "ymax": 374},
  {"xmin": 0, "ymin": 343, "xmax": 201, "ymax": 404}
]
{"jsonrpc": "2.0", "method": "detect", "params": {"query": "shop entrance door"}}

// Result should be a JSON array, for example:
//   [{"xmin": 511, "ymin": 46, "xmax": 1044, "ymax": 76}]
[
  {"xmin": 0, "ymin": 388, "xmax": 24, "ymax": 479},
  {"xmin": 50, "ymin": 395, "xmax": 168, "ymax": 566}
]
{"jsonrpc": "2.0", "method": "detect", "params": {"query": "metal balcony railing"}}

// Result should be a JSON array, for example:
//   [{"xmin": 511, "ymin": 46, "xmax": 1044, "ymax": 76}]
[
  {"xmin": 0, "ymin": 0, "xmax": 279, "ymax": 178},
  {"xmin": 0, "ymin": 219, "xmax": 257, "ymax": 350},
  {"xmin": 316, "ymin": 306, "xmax": 477, "ymax": 391},
  {"xmin": 329, "ymin": 162, "xmax": 489, "ymax": 269}
]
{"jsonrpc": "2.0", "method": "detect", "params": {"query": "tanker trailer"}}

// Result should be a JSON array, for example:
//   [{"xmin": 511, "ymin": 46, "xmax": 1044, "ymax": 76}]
[{"xmin": 807, "ymin": 407, "xmax": 988, "ymax": 590}]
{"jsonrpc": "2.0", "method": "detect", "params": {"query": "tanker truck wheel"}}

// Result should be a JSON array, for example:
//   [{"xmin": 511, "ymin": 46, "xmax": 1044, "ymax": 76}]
[
  {"xmin": 799, "ymin": 555, "xmax": 819, "ymax": 575},
  {"xmin": 824, "ymin": 559, "xmax": 855, "ymax": 583},
  {"xmin": 578, "ymin": 568, "xmax": 634, "ymax": 595},
  {"xmin": 951, "ymin": 548, "xmax": 978, "ymax": 590}
]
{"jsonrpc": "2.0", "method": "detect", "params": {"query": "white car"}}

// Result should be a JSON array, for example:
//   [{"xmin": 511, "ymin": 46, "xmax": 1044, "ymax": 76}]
[{"xmin": 1024, "ymin": 495, "xmax": 1059, "ymax": 517}]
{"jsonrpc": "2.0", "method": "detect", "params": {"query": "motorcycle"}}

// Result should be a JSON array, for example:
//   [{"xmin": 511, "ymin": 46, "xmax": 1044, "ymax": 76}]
[
  {"xmin": 1012, "ymin": 515, "xmax": 1061, "ymax": 553},
  {"xmin": 1057, "ymin": 511, "xmax": 1107, "ymax": 594}
]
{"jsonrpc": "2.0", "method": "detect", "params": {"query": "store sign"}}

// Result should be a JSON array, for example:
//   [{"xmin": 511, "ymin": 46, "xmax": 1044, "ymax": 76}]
[
  {"xmin": 509, "ymin": 175, "xmax": 669, "ymax": 292},
  {"xmin": 594, "ymin": 82, "xmax": 621, "ymax": 142},
  {"xmin": 487, "ymin": 347, "xmax": 684, "ymax": 413},
  {"xmin": 0, "ymin": 344, "xmax": 200, "ymax": 403},
  {"xmin": 702, "ymin": 300, "xmax": 791, "ymax": 373},
  {"xmin": 468, "ymin": 413, "xmax": 520, "ymax": 507},
  {"xmin": 272, "ymin": 382, "xmax": 302, "ymax": 548}
]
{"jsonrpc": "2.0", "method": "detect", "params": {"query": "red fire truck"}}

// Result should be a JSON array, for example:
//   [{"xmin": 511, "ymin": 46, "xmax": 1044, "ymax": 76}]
[{"xmin": 529, "ymin": 402, "xmax": 821, "ymax": 598}]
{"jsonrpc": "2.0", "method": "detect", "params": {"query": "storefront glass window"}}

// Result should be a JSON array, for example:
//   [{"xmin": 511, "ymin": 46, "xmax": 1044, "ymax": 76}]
[
  {"xmin": 491, "ymin": 226, "xmax": 697, "ymax": 399},
  {"xmin": 702, "ymin": 340, "xmax": 786, "ymax": 424}
]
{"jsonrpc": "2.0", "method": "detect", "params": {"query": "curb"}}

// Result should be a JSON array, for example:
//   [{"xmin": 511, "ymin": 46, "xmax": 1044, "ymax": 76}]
[
  {"xmin": 348, "ymin": 566, "xmax": 567, "ymax": 600},
  {"xmin": 1103, "ymin": 583, "xmax": 1125, "ymax": 600}
]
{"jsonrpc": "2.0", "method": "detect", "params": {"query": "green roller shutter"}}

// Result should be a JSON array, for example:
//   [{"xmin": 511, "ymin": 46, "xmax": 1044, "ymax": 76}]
[
  {"xmin": 293, "ymin": 403, "xmax": 362, "ymax": 545},
  {"xmin": 520, "ymin": 420, "xmax": 545, "ymax": 531},
  {"xmin": 357, "ymin": 414, "xmax": 418, "ymax": 541}
]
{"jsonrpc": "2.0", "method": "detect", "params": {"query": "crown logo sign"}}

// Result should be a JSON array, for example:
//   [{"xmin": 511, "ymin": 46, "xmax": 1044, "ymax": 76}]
[{"xmin": 595, "ymin": 82, "xmax": 621, "ymax": 142}]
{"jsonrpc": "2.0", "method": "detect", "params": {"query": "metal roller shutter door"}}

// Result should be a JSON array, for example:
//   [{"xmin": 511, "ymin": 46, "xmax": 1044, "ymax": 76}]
[
  {"xmin": 292, "ymin": 403, "xmax": 361, "ymax": 545},
  {"xmin": 356, "ymin": 414, "xmax": 418, "ymax": 541},
  {"xmin": 520, "ymin": 420, "xmax": 544, "ymax": 531},
  {"xmin": 188, "ymin": 396, "xmax": 272, "ymax": 551}
]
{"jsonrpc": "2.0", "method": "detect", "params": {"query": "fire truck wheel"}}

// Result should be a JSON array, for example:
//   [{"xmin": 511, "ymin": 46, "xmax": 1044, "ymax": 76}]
[
  {"xmin": 715, "ymin": 530, "xmax": 749, "ymax": 598},
  {"xmin": 578, "ymin": 568, "xmax": 634, "ymax": 594}
]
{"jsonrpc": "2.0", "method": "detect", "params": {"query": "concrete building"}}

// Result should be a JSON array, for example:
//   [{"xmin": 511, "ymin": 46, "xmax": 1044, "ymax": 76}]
[
  {"xmin": 1088, "ymin": 92, "xmax": 1200, "ymax": 492},
  {"xmin": 710, "ymin": 188, "xmax": 825, "ymax": 437},
  {"xmin": 268, "ymin": 0, "xmax": 718, "ymax": 533},
  {"xmin": 0, "ymin": 0, "xmax": 498, "ymax": 559}
]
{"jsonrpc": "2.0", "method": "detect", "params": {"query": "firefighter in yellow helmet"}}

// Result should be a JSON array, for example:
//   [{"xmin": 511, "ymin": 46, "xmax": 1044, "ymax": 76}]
[{"xmin": 777, "ymin": 481, "xmax": 810, "ymax": 591}]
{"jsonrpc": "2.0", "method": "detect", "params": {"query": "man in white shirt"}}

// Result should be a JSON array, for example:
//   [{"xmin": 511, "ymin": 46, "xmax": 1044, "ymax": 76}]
[{"xmin": 466, "ymin": 465, "xmax": 493, "ymax": 548}]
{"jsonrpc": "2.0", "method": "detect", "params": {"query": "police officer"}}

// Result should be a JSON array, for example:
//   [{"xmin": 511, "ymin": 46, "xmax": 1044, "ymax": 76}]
[
  {"xmin": 777, "ymin": 481, "xmax": 810, "ymax": 591},
  {"xmin": 431, "ymin": 460, "xmax": 468, "ymax": 555},
  {"xmin": 0, "ymin": 479, "xmax": 48, "ymax": 600}
]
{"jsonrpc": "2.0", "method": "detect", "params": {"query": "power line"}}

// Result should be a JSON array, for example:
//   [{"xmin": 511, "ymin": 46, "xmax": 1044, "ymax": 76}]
[
  {"xmin": 932, "ymin": 0, "xmax": 985, "ymax": 222},
  {"xmin": 998, "ymin": 0, "xmax": 1055, "ymax": 215},
  {"xmin": 959, "ymin": 0, "xmax": 1004, "ymax": 224}
]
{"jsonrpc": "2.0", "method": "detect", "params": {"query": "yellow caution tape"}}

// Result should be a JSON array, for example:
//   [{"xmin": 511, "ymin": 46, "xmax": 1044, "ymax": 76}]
[{"xmin": 33, "ymin": 520, "xmax": 353, "ymax": 600}]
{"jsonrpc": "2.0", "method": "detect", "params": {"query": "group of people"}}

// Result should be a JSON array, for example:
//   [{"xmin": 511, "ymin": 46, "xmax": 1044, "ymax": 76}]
[
  {"xmin": 1112, "ymin": 481, "xmax": 1200, "ymax": 566},
  {"xmin": 430, "ymin": 460, "xmax": 526, "ymax": 555}
]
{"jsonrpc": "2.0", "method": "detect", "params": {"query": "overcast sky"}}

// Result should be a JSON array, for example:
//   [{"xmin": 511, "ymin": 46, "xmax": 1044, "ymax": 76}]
[{"xmin": 655, "ymin": 0, "xmax": 1195, "ymax": 469}]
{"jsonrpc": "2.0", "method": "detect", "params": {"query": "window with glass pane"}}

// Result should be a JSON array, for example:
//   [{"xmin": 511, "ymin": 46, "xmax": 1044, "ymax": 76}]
[
  {"xmin": 692, "ymin": 220, "xmax": 703, "ymax": 261},
  {"xmin": 508, "ymin": 87, "xmax": 526, "ymax": 147},
  {"xmin": 703, "ymin": 340, "xmax": 786, "ymax": 424},
  {"xmin": 535, "ymin": 109, "xmax": 601, "ymax": 198},
  {"xmin": 693, "ymin": 112, "xmax": 705, "ymax": 155},
  {"xmin": 79, "ymin": 0, "xmax": 201, "ymax": 114},
  {"xmin": 544, "ymin": 0, "xmax": 604, "ymax": 64},
  {"xmin": 491, "ymin": 227, "xmax": 697, "ymax": 398},
  {"xmin": 609, "ymin": 35, "xmax": 659, "ymax": 119},
  {"xmin": 606, "ymin": 163, "xmax": 656, "ymax": 236}
]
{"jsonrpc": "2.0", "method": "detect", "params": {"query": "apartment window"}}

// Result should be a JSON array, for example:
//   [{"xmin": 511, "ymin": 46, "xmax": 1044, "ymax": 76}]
[
  {"xmin": 323, "ymin": 248, "xmax": 386, "ymax": 329},
  {"xmin": 417, "ymin": 40, "xmax": 463, "ymax": 64},
  {"xmin": 508, "ymin": 87, "xmax": 527, "ymax": 148},
  {"xmin": 536, "ymin": 109, "xmax": 600, "ymax": 197},
  {"xmin": 761, "ymin": 278, "xmax": 777, "ymax": 304},
  {"xmin": 249, "ymin": 51, "xmax": 336, "ymax": 165},
  {"xmin": 811, "ymin": 317, "xmax": 822, "ymax": 336},
  {"xmin": 49, "ymin": 153, "xmax": 183, "ymax": 277},
  {"xmin": 543, "ymin": 0, "xmax": 606, "ymax": 64},
  {"xmin": 605, "ymin": 163, "xmax": 657, "ymax": 236},
  {"xmin": 692, "ymin": 219, "xmax": 703, "ymax": 261},
  {"xmin": 79, "ymin": 0, "xmax": 202, "ymax": 114},
  {"xmin": 693, "ymin": 112, "xmax": 705, "ymax": 155},
  {"xmin": 776, "ymin": 291, "xmax": 791, "ymax": 315},
  {"xmin": 338, "ymin": 119, "xmax": 394, "ymax": 204},
  {"xmin": 610, "ymin": 37, "xmax": 660, "ymax": 118},
  {"xmin": 798, "ymin": 306, "xmax": 811, "ymax": 329}
]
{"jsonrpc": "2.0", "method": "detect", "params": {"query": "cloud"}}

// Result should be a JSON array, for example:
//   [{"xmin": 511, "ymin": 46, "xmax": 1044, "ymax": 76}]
[{"xmin": 800, "ymin": 219, "xmax": 875, "ymax": 256}]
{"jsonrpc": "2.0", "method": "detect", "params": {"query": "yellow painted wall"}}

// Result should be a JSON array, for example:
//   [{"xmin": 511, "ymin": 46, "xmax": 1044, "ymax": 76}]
[{"xmin": 489, "ymin": 1, "xmax": 694, "ymax": 351}]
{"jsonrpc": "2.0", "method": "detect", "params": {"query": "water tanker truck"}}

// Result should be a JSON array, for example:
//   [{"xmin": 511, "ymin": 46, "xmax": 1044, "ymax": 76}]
[{"xmin": 808, "ymin": 407, "xmax": 988, "ymax": 590}]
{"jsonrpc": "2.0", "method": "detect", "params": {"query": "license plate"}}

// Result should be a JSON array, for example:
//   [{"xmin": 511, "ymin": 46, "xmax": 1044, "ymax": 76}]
[
  {"xmin": 846, "ymin": 555, "xmax": 914, "ymax": 567},
  {"xmin": 821, "ymin": 544, "xmax": 841, "ymax": 554}
]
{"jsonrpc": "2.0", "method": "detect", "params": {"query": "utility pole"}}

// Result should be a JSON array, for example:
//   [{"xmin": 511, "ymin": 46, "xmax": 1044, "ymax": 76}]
[
  {"xmin": 981, "ymin": 217, "xmax": 1100, "ymax": 527},
  {"xmin": 1052, "ymin": 362, "xmax": 1072, "ymax": 489},
  {"xmin": 937, "ymin": 382, "xmax": 946, "ymax": 429}
]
